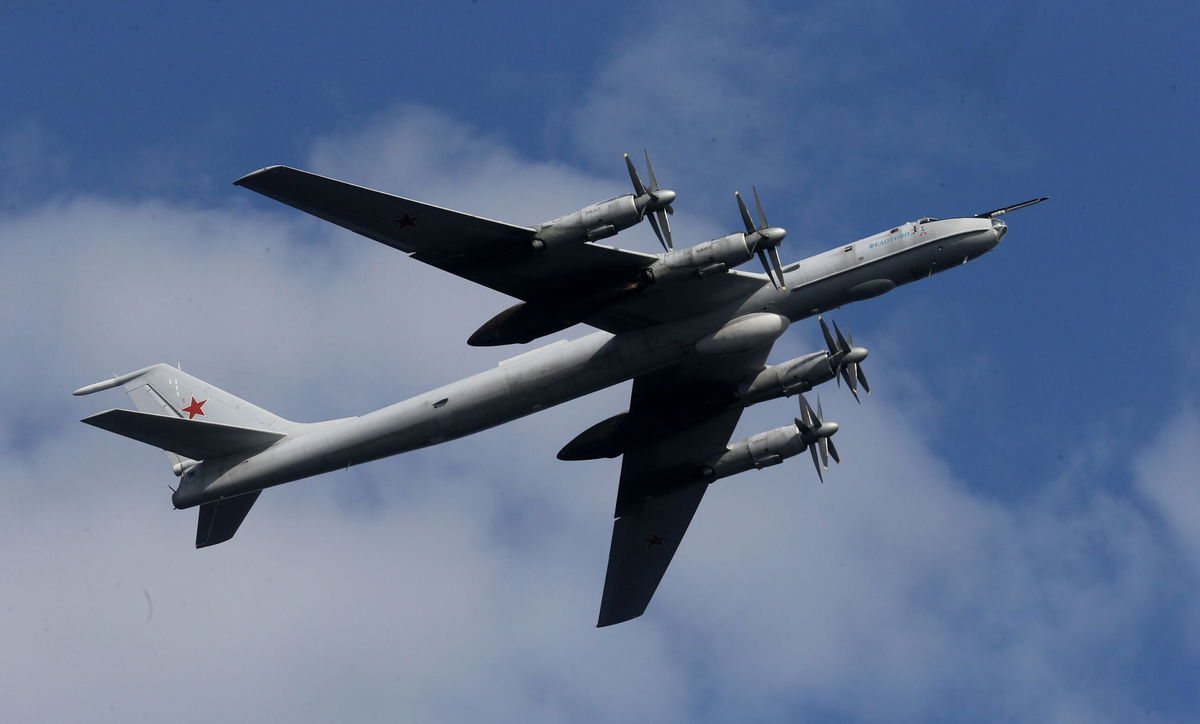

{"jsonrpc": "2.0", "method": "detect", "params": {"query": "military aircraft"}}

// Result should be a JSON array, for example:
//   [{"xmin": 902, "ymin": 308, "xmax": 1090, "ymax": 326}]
[{"xmin": 75, "ymin": 153, "xmax": 1046, "ymax": 626}]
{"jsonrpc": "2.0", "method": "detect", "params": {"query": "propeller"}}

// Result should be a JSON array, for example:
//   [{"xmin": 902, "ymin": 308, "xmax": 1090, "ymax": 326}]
[
  {"xmin": 818, "ymin": 317, "xmax": 871, "ymax": 403},
  {"xmin": 794, "ymin": 394, "xmax": 840, "ymax": 483},
  {"xmin": 625, "ymin": 151, "xmax": 676, "ymax": 252},
  {"xmin": 735, "ymin": 188, "xmax": 788, "ymax": 289},
  {"xmin": 973, "ymin": 197, "xmax": 1050, "ymax": 219}
]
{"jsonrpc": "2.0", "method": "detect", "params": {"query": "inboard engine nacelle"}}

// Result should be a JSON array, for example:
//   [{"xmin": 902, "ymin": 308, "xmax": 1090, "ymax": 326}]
[
  {"xmin": 646, "ymin": 233, "xmax": 755, "ymax": 282},
  {"xmin": 741, "ymin": 352, "xmax": 833, "ymax": 403}
]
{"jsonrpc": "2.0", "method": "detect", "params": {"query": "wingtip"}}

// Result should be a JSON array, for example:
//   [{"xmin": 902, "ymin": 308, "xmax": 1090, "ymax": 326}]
[{"xmin": 232, "ymin": 165, "xmax": 288, "ymax": 187}]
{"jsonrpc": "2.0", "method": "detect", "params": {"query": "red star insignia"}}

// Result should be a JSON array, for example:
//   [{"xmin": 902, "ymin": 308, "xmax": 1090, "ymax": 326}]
[
  {"xmin": 393, "ymin": 212, "xmax": 420, "ymax": 228},
  {"xmin": 181, "ymin": 396, "xmax": 207, "ymax": 419},
  {"xmin": 644, "ymin": 534, "xmax": 667, "ymax": 547}
]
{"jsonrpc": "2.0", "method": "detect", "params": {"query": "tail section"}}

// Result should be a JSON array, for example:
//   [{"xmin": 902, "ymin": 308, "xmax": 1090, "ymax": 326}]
[
  {"xmin": 75, "ymin": 363, "xmax": 296, "ymax": 548},
  {"xmin": 75, "ymin": 363, "xmax": 295, "ymax": 430}
]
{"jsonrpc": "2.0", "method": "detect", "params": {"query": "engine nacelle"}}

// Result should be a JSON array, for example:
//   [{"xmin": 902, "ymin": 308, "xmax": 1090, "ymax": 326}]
[
  {"xmin": 533, "ymin": 195, "xmax": 643, "ymax": 250},
  {"xmin": 645, "ymin": 233, "xmax": 754, "ymax": 282},
  {"xmin": 741, "ymin": 352, "xmax": 835, "ymax": 404},
  {"xmin": 694, "ymin": 313, "xmax": 789, "ymax": 356},
  {"xmin": 706, "ymin": 424, "xmax": 808, "ymax": 480}
]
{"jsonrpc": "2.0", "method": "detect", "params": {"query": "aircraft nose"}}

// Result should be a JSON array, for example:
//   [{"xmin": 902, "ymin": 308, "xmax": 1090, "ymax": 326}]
[{"xmin": 992, "ymin": 218, "xmax": 1007, "ymax": 242}]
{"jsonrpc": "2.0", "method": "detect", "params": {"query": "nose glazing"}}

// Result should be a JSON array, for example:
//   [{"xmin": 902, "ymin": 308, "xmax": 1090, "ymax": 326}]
[{"xmin": 992, "ymin": 218, "xmax": 1007, "ymax": 241}]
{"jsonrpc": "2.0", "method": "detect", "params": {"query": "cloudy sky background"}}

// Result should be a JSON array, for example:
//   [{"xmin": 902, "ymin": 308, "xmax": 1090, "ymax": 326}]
[{"xmin": 2, "ymin": 1, "xmax": 1198, "ymax": 721}]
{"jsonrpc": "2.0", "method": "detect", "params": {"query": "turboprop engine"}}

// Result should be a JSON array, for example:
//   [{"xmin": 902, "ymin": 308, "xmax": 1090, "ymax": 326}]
[
  {"xmin": 707, "ymin": 395, "xmax": 841, "ymax": 483},
  {"xmin": 743, "ymin": 317, "xmax": 871, "ymax": 403},
  {"xmin": 643, "ymin": 187, "xmax": 788, "ymax": 286},
  {"xmin": 532, "ymin": 151, "xmax": 676, "ymax": 251}
]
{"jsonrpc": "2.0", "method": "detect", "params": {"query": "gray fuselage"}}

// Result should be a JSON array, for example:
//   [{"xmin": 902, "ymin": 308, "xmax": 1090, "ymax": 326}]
[{"xmin": 172, "ymin": 216, "xmax": 1004, "ymax": 508}]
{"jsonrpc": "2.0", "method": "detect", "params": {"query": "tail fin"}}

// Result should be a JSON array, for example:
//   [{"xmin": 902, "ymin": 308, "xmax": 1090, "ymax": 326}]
[
  {"xmin": 75, "ymin": 364, "xmax": 294, "ymax": 548},
  {"xmin": 74, "ymin": 363, "xmax": 294, "ymax": 430}
]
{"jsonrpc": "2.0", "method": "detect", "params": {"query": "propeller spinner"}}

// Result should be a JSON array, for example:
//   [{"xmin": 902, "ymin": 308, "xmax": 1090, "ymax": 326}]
[
  {"xmin": 735, "ymin": 188, "xmax": 788, "ymax": 289},
  {"xmin": 625, "ymin": 151, "xmax": 676, "ymax": 252}
]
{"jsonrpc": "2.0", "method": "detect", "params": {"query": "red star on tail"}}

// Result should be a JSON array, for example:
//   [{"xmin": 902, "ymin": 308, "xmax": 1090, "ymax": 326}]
[{"xmin": 182, "ymin": 396, "xmax": 207, "ymax": 419}]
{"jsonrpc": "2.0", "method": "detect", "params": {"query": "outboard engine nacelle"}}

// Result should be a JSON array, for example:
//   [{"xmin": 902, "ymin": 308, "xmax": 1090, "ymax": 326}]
[
  {"xmin": 533, "ymin": 195, "xmax": 644, "ymax": 250},
  {"xmin": 707, "ymin": 424, "xmax": 808, "ymax": 479}
]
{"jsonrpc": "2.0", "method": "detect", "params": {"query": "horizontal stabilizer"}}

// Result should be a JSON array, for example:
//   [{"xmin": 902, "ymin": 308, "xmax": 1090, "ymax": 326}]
[
  {"xmin": 196, "ymin": 491, "xmax": 261, "ymax": 548},
  {"xmin": 82, "ymin": 409, "xmax": 285, "ymax": 460}
]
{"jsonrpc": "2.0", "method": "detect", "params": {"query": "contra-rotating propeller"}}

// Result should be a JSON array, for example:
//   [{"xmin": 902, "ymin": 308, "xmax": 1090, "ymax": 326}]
[
  {"xmin": 735, "ymin": 188, "xmax": 788, "ymax": 289},
  {"xmin": 819, "ymin": 317, "xmax": 871, "ymax": 403},
  {"xmin": 625, "ymin": 151, "xmax": 676, "ymax": 252},
  {"xmin": 795, "ymin": 394, "xmax": 840, "ymax": 483}
]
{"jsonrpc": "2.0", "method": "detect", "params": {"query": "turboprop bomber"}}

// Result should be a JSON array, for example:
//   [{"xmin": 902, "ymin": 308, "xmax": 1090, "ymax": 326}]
[{"xmin": 75, "ymin": 153, "xmax": 1046, "ymax": 626}]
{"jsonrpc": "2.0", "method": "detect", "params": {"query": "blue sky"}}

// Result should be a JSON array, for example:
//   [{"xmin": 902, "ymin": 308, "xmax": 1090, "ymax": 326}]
[{"xmin": 2, "ymin": 1, "xmax": 1199, "ymax": 721}]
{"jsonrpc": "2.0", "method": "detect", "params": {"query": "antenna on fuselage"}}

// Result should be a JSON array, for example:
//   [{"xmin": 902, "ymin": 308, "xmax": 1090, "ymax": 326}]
[{"xmin": 973, "ymin": 197, "xmax": 1050, "ymax": 219}]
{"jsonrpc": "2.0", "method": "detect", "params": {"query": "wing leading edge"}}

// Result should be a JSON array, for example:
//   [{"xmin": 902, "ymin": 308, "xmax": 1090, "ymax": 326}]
[
  {"xmin": 235, "ymin": 165, "xmax": 770, "ymax": 337},
  {"xmin": 234, "ymin": 166, "xmax": 657, "ymax": 306}
]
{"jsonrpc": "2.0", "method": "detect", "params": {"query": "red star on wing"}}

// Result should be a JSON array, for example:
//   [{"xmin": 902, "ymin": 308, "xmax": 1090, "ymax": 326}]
[
  {"xmin": 644, "ymin": 534, "xmax": 667, "ymax": 547},
  {"xmin": 393, "ymin": 212, "xmax": 421, "ymax": 229},
  {"xmin": 181, "ymin": 396, "xmax": 207, "ymax": 419}
]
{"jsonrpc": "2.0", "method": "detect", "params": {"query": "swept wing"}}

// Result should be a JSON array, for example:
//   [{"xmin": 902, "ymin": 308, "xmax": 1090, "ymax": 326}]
[
  {"xmin": 235, "ymin": 166, "xmax": 766, "ymax": 335},
  {"xmin": 597, "ymin": 344, "xmax": 774, "ymax": 626}
]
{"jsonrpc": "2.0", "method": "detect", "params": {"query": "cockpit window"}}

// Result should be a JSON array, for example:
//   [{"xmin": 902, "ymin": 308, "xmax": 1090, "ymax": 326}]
[{"xmin": 917, "ymin": 217, "xmax": 938, "ymax": 224}]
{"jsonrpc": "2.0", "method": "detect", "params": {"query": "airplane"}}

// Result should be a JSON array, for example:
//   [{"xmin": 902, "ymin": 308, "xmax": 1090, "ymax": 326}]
[{"xmin": 74, "ymin": 153, "xmax": 1047, "ymax": 626}]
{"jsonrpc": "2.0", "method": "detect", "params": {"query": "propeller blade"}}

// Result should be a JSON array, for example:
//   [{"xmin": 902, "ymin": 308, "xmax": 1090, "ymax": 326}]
[
  {"xmin": 799, "ymin": 394, "xmax": 815, "ymax": 429},
  {"xmin": 826, "ymin": 436, "xmax": 841, "ymax": 465},
  {"xmin": 655, "ymin": 209, "xmax": 673, "ymax": 250},
  {"xmin": 841, "ymin": 366, "xmax": 860, "ymax": 402},
  {"xmin": 646, "ymin": 211, "xmax": 669, "ymax": 252},
  {"xmin": 809, "ymin": 444, "xmax": 824, "ymax": 483},
  {"xmin": 974, "ymin": 196, "xmax": 1050, "ymax": 219},
  {"xmin": 817, "ymin": 396, "xmax": 824, "ymax": 422},
  {"xmin": 756, "ymin": 248, "xmax": 781, "ymax": 289},
  {"xmin": 767, "ymin": 245, "xmax": 787, "ymax": 290},
  {"xmin": 832, "ymin": 319, "xmax": 850, "ymax": 353},
  {"xmin": 856, "ymin": 364, "xmax": 871, "ymax": 394},
  {"xmin": 625, "ymin": 154, "xmax": 647, "ymax": 197},
  {"xmin": 644, "ymin": 150, "xmax": 660, "ymax": 190},
  {"xmin": 818, "ymin": 436, "xmax": 829, "ymax": 469},
  {"xmin": 819, "ymin": 317, "xmax": 838, "ymax": 355},
  {"xmin": 752, "ymin": 186, "xmax": 769, "ymax": 229},
  {"xmin": 735, "ymin": 192, "xmax": 756, "ymax": 234}
]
